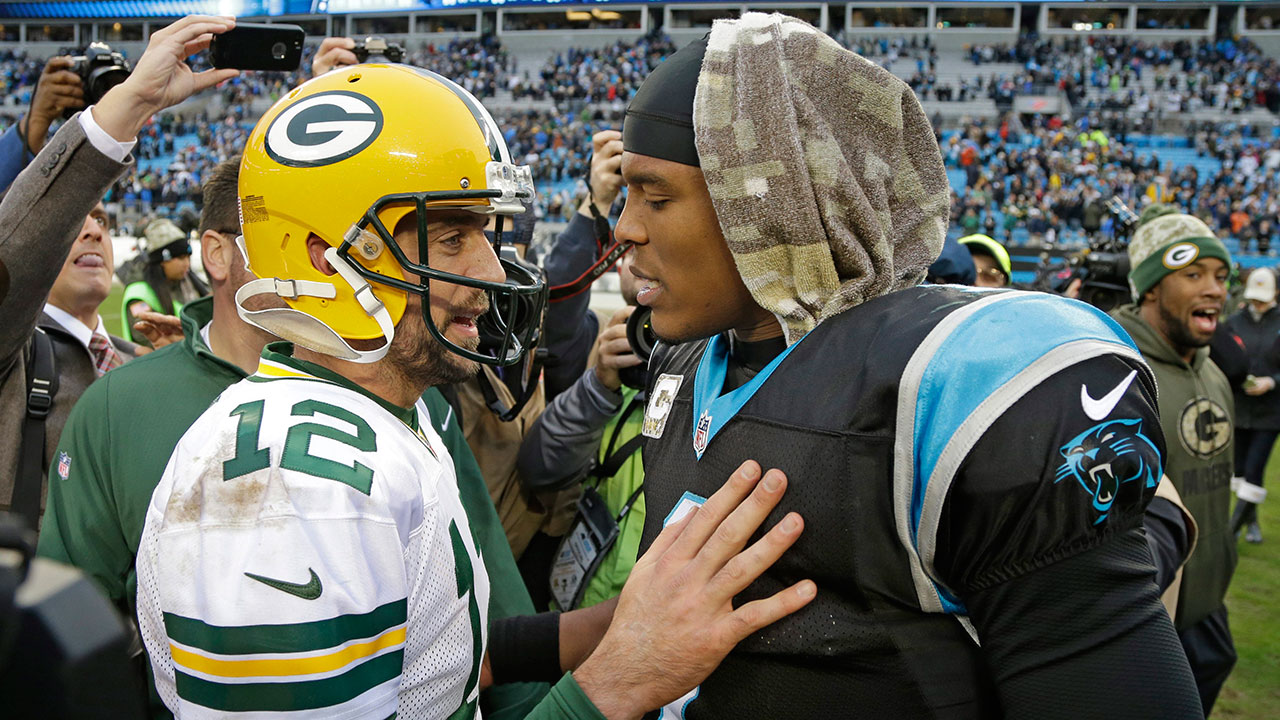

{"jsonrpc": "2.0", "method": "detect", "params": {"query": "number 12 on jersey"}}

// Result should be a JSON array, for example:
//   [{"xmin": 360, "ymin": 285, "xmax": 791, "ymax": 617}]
[{"xmin": 223, "ymin": 399, "xmax": 379, "ymax": 494}]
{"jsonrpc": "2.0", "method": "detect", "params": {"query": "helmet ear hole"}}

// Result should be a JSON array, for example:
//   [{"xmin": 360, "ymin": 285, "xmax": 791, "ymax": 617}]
[{"xmin": 306, "ymin": 235, "xmax": 338, "ymax": 275}]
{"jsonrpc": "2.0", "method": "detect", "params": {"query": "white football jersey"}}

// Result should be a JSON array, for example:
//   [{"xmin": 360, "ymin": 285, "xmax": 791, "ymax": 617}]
[{"xmin": 136, "ymin": 354, "xmax": 489, "ymax": 720}]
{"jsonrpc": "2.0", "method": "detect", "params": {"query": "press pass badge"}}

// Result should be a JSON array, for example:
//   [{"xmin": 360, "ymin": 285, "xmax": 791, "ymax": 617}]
[{"xmin": 550, "ymin": 487, "xmax": 621, "ymax": 610}]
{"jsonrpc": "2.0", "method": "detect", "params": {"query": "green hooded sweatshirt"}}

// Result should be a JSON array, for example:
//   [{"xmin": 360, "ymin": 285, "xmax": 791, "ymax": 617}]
[{"xmin": 1112, "ymin": 304, "xmax": 1237, "ymax": 631}]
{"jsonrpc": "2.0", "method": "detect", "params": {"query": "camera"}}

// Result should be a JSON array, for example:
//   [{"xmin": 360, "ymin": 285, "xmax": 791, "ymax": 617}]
[
  {"xmin": 1031, "ymin": 198, "xmax": 1138, "ymax": 312},
  {"xmin": 0, "ymin": 514, "xmax": 144, "ymax": 718},
  {"xmin": 618, "ymin": 306, "xmax": 656, "ymax": 390},
  {"xmin": 353, "ymin": 36, "xmax": 405, "ymax": 64},
  {"xmin": 65, "ymin": 42, "xmax": 130, "ymax": 117}
]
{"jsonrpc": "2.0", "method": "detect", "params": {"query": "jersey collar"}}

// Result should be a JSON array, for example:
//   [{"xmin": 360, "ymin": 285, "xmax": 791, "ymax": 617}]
[
  {"xmin": 256, "ymin": 342, "xmax": 418, "ymax": 428},
  {"xmin": 690, "ymin": 330, "xmax": 807, "ymax": 460}
]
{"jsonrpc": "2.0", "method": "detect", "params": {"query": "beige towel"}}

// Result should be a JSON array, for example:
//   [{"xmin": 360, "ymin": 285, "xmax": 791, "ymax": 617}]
[{"xmin": 694, "ymin": 13, "xmax": 949, "ymax": 343}]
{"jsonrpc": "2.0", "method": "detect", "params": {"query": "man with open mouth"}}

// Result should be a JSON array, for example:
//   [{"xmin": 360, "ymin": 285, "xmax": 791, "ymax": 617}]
[{"xmin": 1112, "ymin": 203, "xmax": 1239, "ymax": 714}]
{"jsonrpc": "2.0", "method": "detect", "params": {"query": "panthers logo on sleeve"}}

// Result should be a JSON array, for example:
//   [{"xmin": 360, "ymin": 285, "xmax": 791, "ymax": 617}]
[{"xmin": 1054, "ymin": 418, "xmax": 1160, "ymax": 524}]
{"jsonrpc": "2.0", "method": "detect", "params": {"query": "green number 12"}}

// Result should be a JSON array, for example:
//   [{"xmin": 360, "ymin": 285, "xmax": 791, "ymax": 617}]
[{"xmin": 224, "ymin": 399, "xmax": 378, "ymax": 495}]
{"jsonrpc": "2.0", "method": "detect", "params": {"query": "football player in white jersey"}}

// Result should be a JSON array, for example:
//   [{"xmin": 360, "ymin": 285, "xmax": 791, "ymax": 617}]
[{"xmin": 136, "ymin": 45, "xmax": 816, "ymax": 720}]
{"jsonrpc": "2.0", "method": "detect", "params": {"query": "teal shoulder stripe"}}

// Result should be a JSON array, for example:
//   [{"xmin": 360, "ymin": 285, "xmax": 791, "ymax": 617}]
[
  {"xmin": 175, "ymin": 649, "xmax": 404, "ymax": 712},
  {"xmin": 164, "ymin": 599, "xmax": 407, "ymax": 656}
]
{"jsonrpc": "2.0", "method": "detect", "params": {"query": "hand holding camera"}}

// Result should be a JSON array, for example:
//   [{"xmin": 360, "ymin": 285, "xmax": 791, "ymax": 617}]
[
  {"xmin": 593, "ymin": 305, "xmax": 645, "ymax": 392},
  {"xmin": 312, "ymin": 36, "xmax": 358, "ymax": 76},
  {"xmin": 586, "ymin": 129, "xmax": 624, "ymax": 216},
  {"xmin": 312, "ymin": 36, "xmax": 405, "ymax": 77},
  {"xmin": 22, "ymin": 56, "xmax": 85, "ymax": 153},
  {"xmin": 94, "ymin": 15, "xmax": 240, "ymax": 143}
]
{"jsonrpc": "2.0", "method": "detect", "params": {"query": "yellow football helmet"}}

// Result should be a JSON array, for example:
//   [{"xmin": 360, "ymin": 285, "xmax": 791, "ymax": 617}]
[{"xmin": 235, "ymin": 63, "xmax": 545, "ymax": 365}]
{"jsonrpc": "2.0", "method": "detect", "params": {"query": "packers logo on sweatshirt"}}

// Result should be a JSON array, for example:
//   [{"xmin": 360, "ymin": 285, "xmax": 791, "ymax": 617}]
[{"xmin": 1178, "ymin": 397, "xmax": 1231, "ymax": 459}]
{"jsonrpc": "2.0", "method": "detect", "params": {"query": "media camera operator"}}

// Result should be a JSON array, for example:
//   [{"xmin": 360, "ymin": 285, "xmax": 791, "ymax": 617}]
[
  {"xmin": 1, "ymin": 56, "xmax": 87, "ymax": 192},
  {"xmin": 0, "ymin": 41, "xmax": 131, "ymax": 193},
  {"xmin": 1031, "ymin": 197, "xmax": 1136, "ymax": 311}
]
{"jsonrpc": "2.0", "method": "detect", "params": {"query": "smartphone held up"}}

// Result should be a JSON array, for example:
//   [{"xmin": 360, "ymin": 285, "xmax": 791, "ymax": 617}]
[{"xmin": 210, "ymin": 22, "xmax": 305, "ymax": 71}]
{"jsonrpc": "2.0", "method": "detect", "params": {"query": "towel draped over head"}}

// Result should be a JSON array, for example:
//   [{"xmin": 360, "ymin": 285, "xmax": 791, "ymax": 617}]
[{"xmin": 692, "ymin": 13, "xmax": 950, "ymax": 343}]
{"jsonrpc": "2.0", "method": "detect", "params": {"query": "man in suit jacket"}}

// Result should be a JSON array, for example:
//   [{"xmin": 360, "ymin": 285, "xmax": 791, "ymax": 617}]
[
  {"xmin": 38, "ymin": 200, "xmax": 141, "ymax": 458},
  {"xmin": 0, "ymin": 15, "xmax": 240, "ymax": 524}
]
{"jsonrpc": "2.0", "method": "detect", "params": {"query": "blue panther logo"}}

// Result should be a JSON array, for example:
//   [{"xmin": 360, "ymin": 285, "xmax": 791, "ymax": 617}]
[{"xmin": 1054, "ymin": 418, "xmax": 1160, "ymax": 524}]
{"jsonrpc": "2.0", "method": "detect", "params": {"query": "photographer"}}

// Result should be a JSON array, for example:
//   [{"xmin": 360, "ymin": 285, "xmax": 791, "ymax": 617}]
[
  {"xmin": 517, "ymin": 243, "xmax": 648, "ymax": 611},
  {"xmin": 0, "ymin": 17, "xmax": 239, "ymax": 528},
  {"xmin": 0, "ymin": 56, "xmax": 85, "ymax": 192}
]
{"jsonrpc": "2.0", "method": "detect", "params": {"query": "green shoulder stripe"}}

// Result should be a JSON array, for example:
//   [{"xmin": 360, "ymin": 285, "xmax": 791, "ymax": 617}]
[
  {"xmin": 176, "ymin": 649, "xmax": 404, "ymax": 712},
  {"xmin": 164, "ymin": 599, "xmax": 407, "ymax": 656}
]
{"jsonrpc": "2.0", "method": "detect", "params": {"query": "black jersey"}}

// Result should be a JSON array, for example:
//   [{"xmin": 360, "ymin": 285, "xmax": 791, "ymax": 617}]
[{"xmin": 638, "ymin": 286, "xmax": 1202, "ymax": 719}]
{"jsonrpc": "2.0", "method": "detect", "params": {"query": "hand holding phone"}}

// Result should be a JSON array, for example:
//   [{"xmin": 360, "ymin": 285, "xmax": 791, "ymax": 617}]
[{"xmin": 210, "ymin": 23, "xmax": 305, "ymax": 71}]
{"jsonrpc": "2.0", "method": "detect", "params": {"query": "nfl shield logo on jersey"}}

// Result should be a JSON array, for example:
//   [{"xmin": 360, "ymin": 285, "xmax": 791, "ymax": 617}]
[
  {"xmin": 694, "ymin": 411, "xmax": 712, "ymax": 458},
  {"xmin": 56, "ymin": 451, "xmax": 71, "ymax": 480}
]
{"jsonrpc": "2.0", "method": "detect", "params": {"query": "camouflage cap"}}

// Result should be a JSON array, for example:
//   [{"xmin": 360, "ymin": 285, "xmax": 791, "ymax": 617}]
[
  {"xmin": 141, "ymin": 218, "xmax": 192, "ymax": 262},
  {"xmin": 1127, "ymin": 206, "xmax": 1231, "ymax": 301}
]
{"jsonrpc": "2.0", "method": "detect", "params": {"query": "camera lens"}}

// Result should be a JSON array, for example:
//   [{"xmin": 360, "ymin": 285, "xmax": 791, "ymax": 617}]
[
  {"xmin": 626, "ymin": 306, "xmax": 656, "ymax": 362},
  {"xmin": 618, "ymin": 307, "xmax": 655, "ymax": 390},
  {"xmin": 272, "ymin": 42, "xmax": 287, "ymax": 60},
  {"xmin": 85, "ymin": 66, "xmax": 130, "ymax": 106}
]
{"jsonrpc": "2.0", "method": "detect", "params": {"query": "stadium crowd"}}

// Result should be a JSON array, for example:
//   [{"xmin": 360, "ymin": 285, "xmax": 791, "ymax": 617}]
[
  {"xmin": 11, "ymin": 31, "xmax": 1280, "ymax": 248},
  {"xmin": 969, "ymin": 35, "xmax": 1280, "ymax": 114},
  {"xmin": 0, "ymin": 13, "xmax": 1273, "ymax": 720},
  {"xmin": 945, "ymin": 114, "xmax": 1280, "ymax": 252}
]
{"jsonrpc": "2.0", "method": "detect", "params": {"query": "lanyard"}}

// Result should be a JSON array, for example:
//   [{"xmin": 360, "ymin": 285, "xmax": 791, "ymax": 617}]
[{"xmin": 591, "ymin": 393, "xmax": 647, "ymax": 523}]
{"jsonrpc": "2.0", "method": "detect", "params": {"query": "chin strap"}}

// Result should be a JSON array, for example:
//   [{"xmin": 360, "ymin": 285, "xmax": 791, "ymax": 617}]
[{"xmin": 232, "ymin": 237, "xmax": 396, "ymax": 364}]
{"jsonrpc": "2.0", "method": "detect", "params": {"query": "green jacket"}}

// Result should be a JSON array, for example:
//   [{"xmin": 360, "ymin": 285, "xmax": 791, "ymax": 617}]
[
  {"xmin": 121, "ymin": 280, "xmax": 184, "ymax": 342},
  {"xmin": 1112, "ymin": 304, "xmax": 1237, "ymax": 630},
  {"xmin": 38, "ymin": 297, "xmax": 573, "ymax": 719}
]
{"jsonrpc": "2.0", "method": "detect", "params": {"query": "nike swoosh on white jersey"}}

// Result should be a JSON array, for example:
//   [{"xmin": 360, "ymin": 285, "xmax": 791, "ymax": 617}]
[{"xmin": 1081, "ymin": 369, "xmax": 1138, "ymax": 421}]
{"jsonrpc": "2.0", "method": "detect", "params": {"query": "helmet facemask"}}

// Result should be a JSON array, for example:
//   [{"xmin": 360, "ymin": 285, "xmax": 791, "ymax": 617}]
[{"xmin": 336, "ymin": 189, "xmax": 547, "ymax": 368}]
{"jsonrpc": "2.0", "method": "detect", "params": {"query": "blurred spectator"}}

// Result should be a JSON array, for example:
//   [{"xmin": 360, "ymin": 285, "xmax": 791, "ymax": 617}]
[
  {"xmin": 1223, "ymin": 268, "xmax": 1280, "ymax": 544},
  {"xmin": 959, "ymin": 234, "xmax": 1012, "ymax": 287},
  {"xmin": 119, "ymin": 217, "xmax": 209, "ymax": 344}
]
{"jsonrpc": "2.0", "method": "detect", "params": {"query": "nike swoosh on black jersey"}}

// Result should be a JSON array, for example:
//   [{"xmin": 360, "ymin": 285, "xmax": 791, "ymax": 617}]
[
  {"xmin": 1081, "ymin": 369, "xmax": 1138, "ymax": 421},
  {"xmin": 244, "ymin": 568, "xmax": 323, "ymax": 600}
]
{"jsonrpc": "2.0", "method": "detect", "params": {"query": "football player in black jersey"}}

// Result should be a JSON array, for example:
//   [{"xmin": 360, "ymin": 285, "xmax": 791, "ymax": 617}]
[{"xmin": 614, "ymin": 14, "xmax": 1203, "ymax": 719}]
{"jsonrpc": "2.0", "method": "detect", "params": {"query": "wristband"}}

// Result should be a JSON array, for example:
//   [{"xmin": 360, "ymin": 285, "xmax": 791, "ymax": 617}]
[{"xmin": 488, "ymin": 611, "xmax": 562, "ymax": 685}]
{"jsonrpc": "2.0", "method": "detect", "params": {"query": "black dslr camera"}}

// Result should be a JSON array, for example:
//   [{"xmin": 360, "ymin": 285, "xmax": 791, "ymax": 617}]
[
  {"xmin": 353, "ymin": 36, "xmax": 404, "ymax": 64},
  {"xmin": 65, "ymin": 42, "xmax": 131, "ymax": 117},
  {"xmin": 1032, "ymin": 198, "xmax": 1139, "ymax": 311}
]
